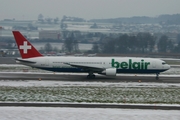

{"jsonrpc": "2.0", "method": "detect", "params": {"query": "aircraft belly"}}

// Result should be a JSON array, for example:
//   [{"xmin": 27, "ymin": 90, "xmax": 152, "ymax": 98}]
[
  {"xmin": 35, "ymin": 66, "xmax": 167, "ymax": 74},
  {"xmin": 116, "ymin": 69, "xmax": 166, "ymax": 73}
]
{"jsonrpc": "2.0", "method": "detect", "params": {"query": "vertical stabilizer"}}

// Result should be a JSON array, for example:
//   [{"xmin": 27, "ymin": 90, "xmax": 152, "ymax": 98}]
[{"xmin": 12, "ymin": 31, "xmax": 43, "ymax": 59}]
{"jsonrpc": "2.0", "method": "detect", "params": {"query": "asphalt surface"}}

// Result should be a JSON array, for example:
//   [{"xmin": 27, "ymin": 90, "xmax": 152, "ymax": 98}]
[
  {"xmin": 0, "ymin": 57, "xmax": 16, "ymax": 64},
  {"xmin": 0, "ymin": 72, "xmax": 180, "ymax": 83},
  {"xmin": 0, "ymin": 103, "xmax": 179, "ymax": 110}
]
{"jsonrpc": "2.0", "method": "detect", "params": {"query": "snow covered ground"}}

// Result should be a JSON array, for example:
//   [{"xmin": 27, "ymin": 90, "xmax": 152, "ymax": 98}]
[
  {"xmin": 0, "ymin": 80, "xmax": 179, "ymax": 104},
  {"xmin": 0, "ymin": 107, "xmax": 179, "ymax": 120}
]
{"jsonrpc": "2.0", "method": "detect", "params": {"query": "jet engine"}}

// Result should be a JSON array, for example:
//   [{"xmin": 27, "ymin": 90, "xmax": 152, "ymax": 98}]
[{"xmin": 99, "ymin": 68, "xmax": 116, "ymax": 76}]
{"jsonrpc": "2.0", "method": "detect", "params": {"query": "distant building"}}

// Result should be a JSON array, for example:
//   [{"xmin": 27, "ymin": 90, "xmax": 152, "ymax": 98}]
[{"xmin": 39, "ymin": 30, "xmax": 61, "ymax": 40}]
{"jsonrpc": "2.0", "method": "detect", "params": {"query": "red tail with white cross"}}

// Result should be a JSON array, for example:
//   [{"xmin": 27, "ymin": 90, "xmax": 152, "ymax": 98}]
[{"xmin": 12, "ymin": 31, "xmax": 43, "ymax": 59}]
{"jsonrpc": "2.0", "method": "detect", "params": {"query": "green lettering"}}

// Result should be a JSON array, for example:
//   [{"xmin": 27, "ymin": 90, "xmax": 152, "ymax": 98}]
[
  {"xmin": 132, "ymin": 62, "xmax": 140, "ymax": 69},
  {"xmin": 141, "ymin": 60, "xmax": 144, "ymax": 69},
  {"xmin": 129, "ymin": 59, "xmax": 132, "ymax": 69},
  {"xmin": 111, "ymin": 59, "xmax": 151, "ymax": 70},
  {"xmin": 112, "ymin": 59, "xmax": 119, "ymax": 68},
  {"xmin": 145, "ymin": 62, "xmax": 150, "ymax": 69},
  {"xmin": 121, "ymin": 62, "xmax": 128, "ymax": 69}
]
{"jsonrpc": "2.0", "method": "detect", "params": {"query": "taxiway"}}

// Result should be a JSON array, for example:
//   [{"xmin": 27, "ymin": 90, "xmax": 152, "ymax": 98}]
[{"xmin": 0, "ymin": 72, "xmax": 180, "ymax": 83}]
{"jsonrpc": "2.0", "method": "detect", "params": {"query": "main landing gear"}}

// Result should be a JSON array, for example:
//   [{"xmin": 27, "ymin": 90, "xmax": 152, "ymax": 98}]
[
  {"xmin": 156, "ymin": 73, "xmax": 159, "ymax": 80},
  {"xmin": 87, "ymin": 72, "xmax": 96, "ymax": 79}
]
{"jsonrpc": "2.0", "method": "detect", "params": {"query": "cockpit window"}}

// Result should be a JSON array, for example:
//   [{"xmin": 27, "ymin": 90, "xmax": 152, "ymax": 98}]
[{"xmin": 162, "ymin": 62, "xmax": 166, "ymax": 65}]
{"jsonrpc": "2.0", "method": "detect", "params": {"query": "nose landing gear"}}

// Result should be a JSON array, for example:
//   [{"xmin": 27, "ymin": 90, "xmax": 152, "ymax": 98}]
[{"xmin": 156, "ymin": 73, "xmax": 159, "ymax": 80}]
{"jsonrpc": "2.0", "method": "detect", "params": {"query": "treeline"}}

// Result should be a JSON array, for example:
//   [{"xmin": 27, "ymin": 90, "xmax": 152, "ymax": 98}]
[
  {"xmin": 91, "ymin": 33, "xmax": 180, "ymax": 54},
  {"xmin": 58, "ymin": 31, "xmax": 180, "ymax": 54}
]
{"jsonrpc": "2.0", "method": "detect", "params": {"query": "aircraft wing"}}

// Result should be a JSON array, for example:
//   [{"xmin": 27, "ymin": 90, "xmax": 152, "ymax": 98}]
[{"xmin": 64, "ymin": 63, "xmax": 104, "ymax": 72}]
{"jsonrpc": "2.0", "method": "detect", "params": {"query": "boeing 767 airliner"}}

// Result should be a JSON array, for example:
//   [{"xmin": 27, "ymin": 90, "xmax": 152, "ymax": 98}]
[{"xmin": 12, "ymin": 31, "xmax": 170, "ymax": 79}]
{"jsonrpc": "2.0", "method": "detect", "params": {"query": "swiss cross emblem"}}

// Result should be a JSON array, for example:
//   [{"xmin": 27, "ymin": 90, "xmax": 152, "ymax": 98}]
[{"xmin": 19, "ymin": 41, "xmax": 32, "ymax": 54}]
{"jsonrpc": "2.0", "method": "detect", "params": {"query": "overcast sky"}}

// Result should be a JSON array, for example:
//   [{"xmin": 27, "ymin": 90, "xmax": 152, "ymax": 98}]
[{"xmin": 0, "ymin": 0, "xmax": 180, "ymax": 20}]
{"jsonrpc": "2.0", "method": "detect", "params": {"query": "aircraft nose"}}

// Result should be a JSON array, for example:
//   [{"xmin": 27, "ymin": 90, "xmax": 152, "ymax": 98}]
[{"xmin": 167, "ymin": 64, "xmax": 171, "ymax": 70}]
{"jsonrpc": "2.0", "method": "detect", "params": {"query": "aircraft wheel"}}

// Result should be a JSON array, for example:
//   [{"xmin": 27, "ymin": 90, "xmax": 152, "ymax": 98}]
[
  {"xmin": 86, "ymin": 74, "xmax": 95, "ymax": 79},
  {"xmin": 92, "ymin": 74, "xmax": 95, "ymax": 79},
  {"xmin": 156, "ymin": 73, "xmax": 159, "ymax": 80},
  {"xmin": 87, "ymin": 75, "xmax": 90, "ymax": 79}
]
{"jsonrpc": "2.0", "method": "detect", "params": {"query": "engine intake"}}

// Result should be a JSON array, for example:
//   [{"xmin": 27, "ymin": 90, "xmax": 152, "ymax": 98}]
[{"xmin": 100, "ymin": 68, "xmax": 116, "ymax": 76}]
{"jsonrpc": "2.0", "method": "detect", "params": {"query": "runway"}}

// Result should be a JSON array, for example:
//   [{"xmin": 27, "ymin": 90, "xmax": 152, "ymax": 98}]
[
  {"xmin": 0, "ymin": 72, "xmax": 180, "ymax": 83},
  {"xmin": 0, "ymin": 102, "xmax": 179, "ymax": 110}
]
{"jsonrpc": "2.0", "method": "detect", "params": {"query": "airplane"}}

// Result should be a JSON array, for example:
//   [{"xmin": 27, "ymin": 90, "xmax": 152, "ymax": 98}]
[
  {"xmin": 88, "ymin": 53, "xmax": 97, "ymax": 57},
  {"xmin": 56, "ymin": 52, "xmax": 66, "ymax": 56},
  {"xmin": 74, "ymin": 53, "xmax": 84, "ymax": 56},
  {"xmin": 12, "ymin": 31, "xmax": 170, "ymax": 79}
]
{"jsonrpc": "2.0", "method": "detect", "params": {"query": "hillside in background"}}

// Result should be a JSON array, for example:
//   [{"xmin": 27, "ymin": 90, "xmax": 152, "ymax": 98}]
[{"xmin": 90, "ymin": 14, "xmax": 180, "ymax": 25}]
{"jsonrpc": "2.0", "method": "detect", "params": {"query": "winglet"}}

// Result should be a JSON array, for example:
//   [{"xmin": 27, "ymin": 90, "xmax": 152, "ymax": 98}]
[{"xmin": 12, "ymin": 31, "xmax": 43, "ymax": 59}]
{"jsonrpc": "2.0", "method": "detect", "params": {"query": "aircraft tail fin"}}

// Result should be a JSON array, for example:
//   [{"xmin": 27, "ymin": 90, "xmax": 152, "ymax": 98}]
[{"xmin": 12, "ymin": 31, "xmax": 43, "ymax": 59}]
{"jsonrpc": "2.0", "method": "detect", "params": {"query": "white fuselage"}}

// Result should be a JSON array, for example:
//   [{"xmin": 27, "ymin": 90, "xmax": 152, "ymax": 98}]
[{"xmin": 17, "ymin": 56, "xmax": 170, "ymax": 74}]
